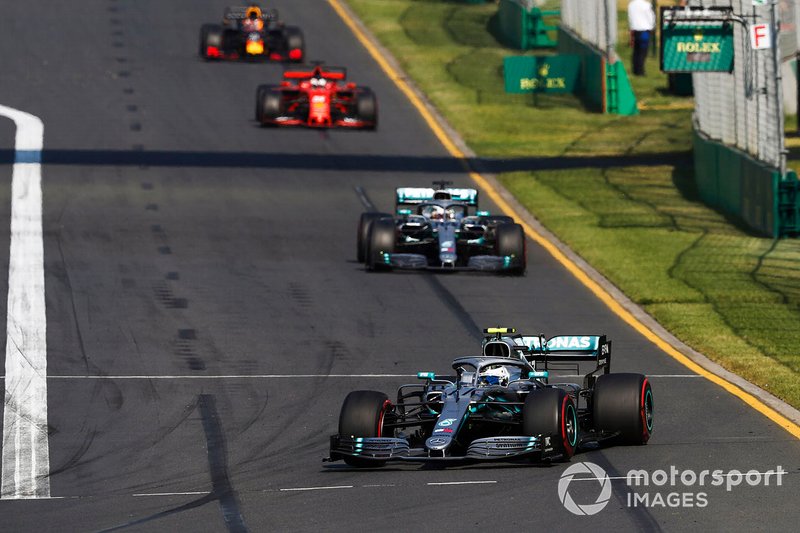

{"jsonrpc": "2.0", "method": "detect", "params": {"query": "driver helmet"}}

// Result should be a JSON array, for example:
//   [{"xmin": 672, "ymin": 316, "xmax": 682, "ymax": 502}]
[
  {"xmin": 311, "ymin": 77, "xmax": 327, "ymax": 87},
  {"xmin": 479, "ymin": 365, "xmax": 510, "ymax": 387},
  {"xmin": 424, "ymin": 205, "xmax": 444, "ymax": 220}
]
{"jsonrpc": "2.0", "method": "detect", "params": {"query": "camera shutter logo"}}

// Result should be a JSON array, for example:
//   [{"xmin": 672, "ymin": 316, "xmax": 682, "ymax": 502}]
[{"xmin": 558, "ymin": 462, "xmax": 612, "ymax": 516}]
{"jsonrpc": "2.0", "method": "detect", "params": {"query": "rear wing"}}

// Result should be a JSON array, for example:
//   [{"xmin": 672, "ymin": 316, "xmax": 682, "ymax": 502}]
[
  {"xmin": 482, "ymin": 329, "xmax": 610, "ymax": 388},
  {"xmin": 223, "ymin": 6, "xmax": 276, "ymax": 21},
  {"xmin": 283, "ymin": 65, "xmax": 346, "ymax": 81},
  {"xmin": 395, "ymin": 187, "xmax": 479, "ymax": 209}
]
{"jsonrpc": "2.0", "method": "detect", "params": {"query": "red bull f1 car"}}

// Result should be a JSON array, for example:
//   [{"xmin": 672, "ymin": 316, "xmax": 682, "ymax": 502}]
[
  {"xmin": 357, "ymin": 182, "xmax": 525, "ymax": 274},
  {"xmin": 199, "ymin": 5, "xmax": 305, "ymax": 62},
  {"xmin": 255, "ymin": 64, "xmax": 377, "ymax": 129},
  {"xmin": 326, "ymin": 327, "xmax": 653, "ymax": 466}
]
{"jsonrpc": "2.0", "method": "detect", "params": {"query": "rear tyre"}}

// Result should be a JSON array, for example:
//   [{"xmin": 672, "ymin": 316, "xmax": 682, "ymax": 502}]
[
  {"xmin": 199, "ymin": 24, "xmax": 223, "ymax": 59},
  {"xmin": 338, "ymin": 390, "xmax": 391, "ymax": 467},
  {"xmin": 495, "ymin": 223, "xmax": 526, "ymax": 275},
  {"xmin": 366, "ymin": 217, "xmax": 395, "ymax": 272},
  {"xmin": 283, "ymin": 26, "xmax": 305, "ymax": 62},
  {"xmin": 355, "ymin": 88, "xmax": 378, "ymax": 130},
  {"xmin": 256, "ymin": 87, "xmax": 281, "ymax": 126},
  {"xmin": 523, "ymin": 388, "xmax": 577, "ymax": 461},
  {"xmin": 357, "ymin": 212, "xmax": 392, "ymax": 263},
  {"xmin": 593, "ymin": 373, "xmax": 653, "ymax": 445}
]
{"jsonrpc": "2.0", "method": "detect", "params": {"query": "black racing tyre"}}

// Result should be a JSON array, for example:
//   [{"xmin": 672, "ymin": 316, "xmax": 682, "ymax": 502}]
[
  {"xmin": 200, "ymin": 24, "xmax": 223, "ymax": 58},
  {"xmin": 256, "ymin": 87, "xmax": 282, "ymax": 126},
  {"xmin": 338, "ymin": 390, "xmax": 391, "ymax": 467},
  {"xmin": 484, "ymin": 215, "xmax": 514, "ymax": 226},
  {"xmin": 355, "ymin": 88, "xmax": 378, "ymax": 129},
  {"xmin": 365, "ymin": 217, "xmax": 395, "ymax": 272},
  {"xmin": 357, "ymin": 212, "xmax": 392, "ymax": 263},
  {"xmin": 523, "ymin": 387, "xmax": 578, "ymax": 461},
  {"xmin": 495, "ymin": 222, "xmax": 526, "ymax": 275},
  {"xmin": 283, "ymin": 26, "xmax": 305, "ymax": 62},
  {"xmin": 593, "ymin": 373, "xmax": 653, "ymax": 445}
]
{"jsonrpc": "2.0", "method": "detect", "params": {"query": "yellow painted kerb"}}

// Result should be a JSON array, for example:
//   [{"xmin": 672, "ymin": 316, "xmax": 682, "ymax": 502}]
[{"xmin": 327, "ymin": 0, "xmax": 800, "ymax": 440}]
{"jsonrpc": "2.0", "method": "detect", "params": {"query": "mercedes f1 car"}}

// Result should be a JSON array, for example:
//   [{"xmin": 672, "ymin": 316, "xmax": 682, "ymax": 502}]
[
  {"xmin": 199, "ymin": 5, "xmax": 305, "ymax": 62},
  {"xmin": 357, "ymin": 182, "xmax": 525, "ymax": 274},
  {"xmin": 255, "ymin": 64, "xmax": 377, "ymax": 129},
  {"xmin": 327, "ymin": 327, "xmax": 653, "ymax": 466}
]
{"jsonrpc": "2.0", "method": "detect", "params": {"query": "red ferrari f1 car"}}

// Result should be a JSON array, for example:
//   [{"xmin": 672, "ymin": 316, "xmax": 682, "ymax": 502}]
[
  {"xmin": 199, "ymin": 5, "xmax": 304, "ymax": 62},
  {"xmin": 255, "ymin": 65, "xmax": 377, "ymax": 129}
]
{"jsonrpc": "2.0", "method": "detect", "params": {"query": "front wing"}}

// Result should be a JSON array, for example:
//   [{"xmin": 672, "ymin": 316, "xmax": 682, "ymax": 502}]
[
  {"xmin": 383, "ymin": 253, "xmax": 517, "ymax": 272},
  {"xmin": 326, "ymin": 435, "xmax": 561, "ymax": 464}
]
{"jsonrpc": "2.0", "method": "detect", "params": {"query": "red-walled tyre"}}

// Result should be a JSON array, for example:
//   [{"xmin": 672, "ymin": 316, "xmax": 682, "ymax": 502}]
[
  {"xmin": 338, "ymin": 390, "xmax": 391, "ymax": 467},
  {"xmin": 593, "ymin": 373, "xmax": 653, "ymax": 445},
  {"xmin": 523, "ymin": 387, "xmax": 578, "ymax": 461}
]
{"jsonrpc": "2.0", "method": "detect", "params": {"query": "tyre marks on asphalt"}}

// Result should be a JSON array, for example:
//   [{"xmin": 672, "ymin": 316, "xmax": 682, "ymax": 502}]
[{"xmin": 98, "ymin": 396, "xmax": 248, "ymax": 533}]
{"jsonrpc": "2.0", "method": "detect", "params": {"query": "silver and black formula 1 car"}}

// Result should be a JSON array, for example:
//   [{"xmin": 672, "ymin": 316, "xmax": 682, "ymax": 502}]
[
  {"xmin": 327, "ymin": 328, "xmax": 653, "ymax": 466},
  {"xmin": 357, "ymin": 182, "xmax": 526, "ymax": 274}
]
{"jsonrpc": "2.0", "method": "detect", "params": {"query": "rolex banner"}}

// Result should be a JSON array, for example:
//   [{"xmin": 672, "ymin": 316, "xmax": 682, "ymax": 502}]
[
  {"xmin": 660, "ymin": 7, "xmax": 734, "ymax": 73},
  {"xmin": 503, "ymin": 55, "xmax": 581, "ymax": 94}
]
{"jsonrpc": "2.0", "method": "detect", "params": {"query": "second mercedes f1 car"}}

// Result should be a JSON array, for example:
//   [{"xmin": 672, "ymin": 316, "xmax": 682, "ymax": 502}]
[
  {"xmin": 327, "ymin": 328, "xmax": 653, "ymax": 466},
  {"xmin": 199, "ymin": 5, "xmax": 305, "ymax": 62},
  {"xmin": 255, "ymin": 64, "xmax": 377, "ymax": 129},
  {"xmin": 357, "ymin": 182, "xmax": 526, "ymax": 274}
]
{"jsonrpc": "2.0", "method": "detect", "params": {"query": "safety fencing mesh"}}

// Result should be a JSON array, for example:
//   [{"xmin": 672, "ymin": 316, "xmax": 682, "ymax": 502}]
[
  {"xmin": 560, "ymin": 0, "xmax": 617, "ymax": 58},
  {"xmin": 691, "ymin": 0, "xmax": 790, "ymax": 171}
]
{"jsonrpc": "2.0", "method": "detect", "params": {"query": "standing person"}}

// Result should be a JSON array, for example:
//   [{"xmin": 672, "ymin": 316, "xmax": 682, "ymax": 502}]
[{"xmin": 628, "ymin": 0, "xmax": 656, "ymax": 76}]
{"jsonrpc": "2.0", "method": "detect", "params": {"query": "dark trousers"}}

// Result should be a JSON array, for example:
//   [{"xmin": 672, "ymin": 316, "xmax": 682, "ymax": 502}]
[{"xmin": 632, "ymin": 30, "xmax": 650, "ymax": 76}]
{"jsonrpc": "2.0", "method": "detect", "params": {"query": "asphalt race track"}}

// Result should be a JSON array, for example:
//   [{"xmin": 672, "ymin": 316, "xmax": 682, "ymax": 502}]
[{"xmin": 0, "ymin": 0, "xmax": 798, "ymax": 531}]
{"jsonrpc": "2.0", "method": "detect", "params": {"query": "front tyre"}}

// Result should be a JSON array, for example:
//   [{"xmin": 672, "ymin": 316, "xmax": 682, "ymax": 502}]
[
  {"xmin": 593, "ymin": 373, "xmax": 653, "ymax": 445},
  {"xmin": 357, "ymin": 212, "xmax": 392, "ymax": 263},
  {"xmin": 338, "ymin": 390, "xmax": 391, "ymax": 467},
  {"xmin": 495, "ymin": 223, "xmax": 526, "ymax": 275},
  {"xmin": 365, "ymin": 217, "xmax": 395, "ymax": 272},
  {"xmin": 523, "ymin": 388, "xmax": 578, "ymax": 461},
  {"xmin": 256, "ymin": 87, "xmax": 282, "ymax": 126},
  {"xmin": 199, "ymin": 24, "xmax": 223, "ymax": 59},
  {"xmin": 355, "ymin": 87, "xmax": 378, "ymax": 130}
]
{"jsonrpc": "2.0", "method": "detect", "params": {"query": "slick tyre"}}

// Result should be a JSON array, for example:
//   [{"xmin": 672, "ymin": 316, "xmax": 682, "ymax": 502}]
[
  {"xmin": 495, "ymin": 223, "xmax": 526, "ymax": 275},
  {"xmin": 256, "ymin": 87, "xmax": 281, "ymax": 126},
  {"xmin": 284, "ymin": 26, "xmax": 305, "ymax": 62},
  {"xmin": 338, "ymin": 390, "xmax": 391, "ymax": 467},
  {"xmin": 200, "ymin": 24, "xmax": 223, "ymax": 58},
  {"xmin": 593, "ymin": 373, "xmax": 653, "ymax": 445},
  {"xmin": 523, "ymin": 388, "xmax": 578, "ymax": 461},
  {"xmin": 365, "ymin": 217, "xmax": 395, "ymax": 272},
  {"xmin": 355, "ymin": 88, "xmax": 378, "ymax": 130},
  {"xmin": 357, "ymin": 212, "xmax": 392, "ymax": 263}
]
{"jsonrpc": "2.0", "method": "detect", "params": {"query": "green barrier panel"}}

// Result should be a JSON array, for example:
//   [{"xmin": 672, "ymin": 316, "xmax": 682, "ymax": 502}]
[
  {"xmin": 690, "ymin": 130, "xmax": 800, "ymax": 236},
  {"xmin": 503, "ymin": 55, "xmax": 581, "ymax": 93},
  {"xmin": 605, "ymin": 60, "xmax": 639, "ymax": 115},
  {"xmin": 556, "ymin": 27, "xmax": 638, "ymax": 116},
  {"xmin": 497, "ymin": 0, "xmax": 558, "ymax": 50}
]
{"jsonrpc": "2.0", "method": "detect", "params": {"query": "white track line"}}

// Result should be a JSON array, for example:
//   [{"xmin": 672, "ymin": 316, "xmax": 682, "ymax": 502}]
[
  {"xmin": 133, "ymin": 491, "xmax": 211, "ymax": 497},
  {"xmin": 44, "ymin": 374, "xmax": 416, "ymax": 379},
  {"xmin": 0, "ymin": 104, "xmax": 49, "ymax": 499},
  {"xmin": 426, "ymin": 480, "xmax": 497, "ymax": 486},
  {"xmin": 33, "ymin": 374, "xmax": 700, "ymax": 380},
  {"xmin": 279, "ymin": 485, "xmax": 353, "ymax": 492}
]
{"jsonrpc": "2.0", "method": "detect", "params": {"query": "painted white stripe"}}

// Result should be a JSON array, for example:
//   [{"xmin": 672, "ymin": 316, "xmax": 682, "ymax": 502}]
[
  {"xmin": 426, "ymin": 480, "xmax": 497, "ymax": 486},
  {"xmin": 553, "ymin": 374, "xmax": 701, "ymax": 379},
  {"xmin": 279, "ymin": 485, "xmax": 353, "ymax": 492},
  {"xmin": 44, "ymin": 374, "xmax": 416, "ymax": 379},
  {"xmin": 0, "ymin": 105, "xmax": 48, "ymax": 499},
  {"xmin": 133, "ymin": 491, "xmax": 211, "ymax": 497}
]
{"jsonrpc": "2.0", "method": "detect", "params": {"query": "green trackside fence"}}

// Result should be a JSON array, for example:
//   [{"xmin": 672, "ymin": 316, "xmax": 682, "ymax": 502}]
[
  {"xmin": 693, "ymin": 129, "xmax": 800, "ymax": 237},
  {"xmin": 497, "ymin": 0, "xmax": 559, "ymax": 49}
]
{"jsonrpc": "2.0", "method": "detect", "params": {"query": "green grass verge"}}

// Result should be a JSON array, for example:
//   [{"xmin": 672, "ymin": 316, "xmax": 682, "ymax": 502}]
[{"xmin": 346, "ymin": 0, "xmax": 800, "ymax": 409}]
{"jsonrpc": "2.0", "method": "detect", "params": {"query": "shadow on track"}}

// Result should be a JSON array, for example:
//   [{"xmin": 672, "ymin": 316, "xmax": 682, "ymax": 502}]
[{"xmin": 0, "ymin": 149, "xmax": 691, "ymax": 173}]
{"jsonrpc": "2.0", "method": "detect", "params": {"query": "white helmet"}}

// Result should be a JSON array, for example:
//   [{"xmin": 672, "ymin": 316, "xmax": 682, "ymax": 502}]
[{"xmin": 479, "ymin": 365, "xmax": 510, "ymax": 387}]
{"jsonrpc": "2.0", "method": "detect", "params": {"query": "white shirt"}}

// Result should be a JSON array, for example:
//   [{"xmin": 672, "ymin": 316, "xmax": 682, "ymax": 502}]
[{"xmin": 628, "ymin": 0, "xmax": 656, "ymax": 32}]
